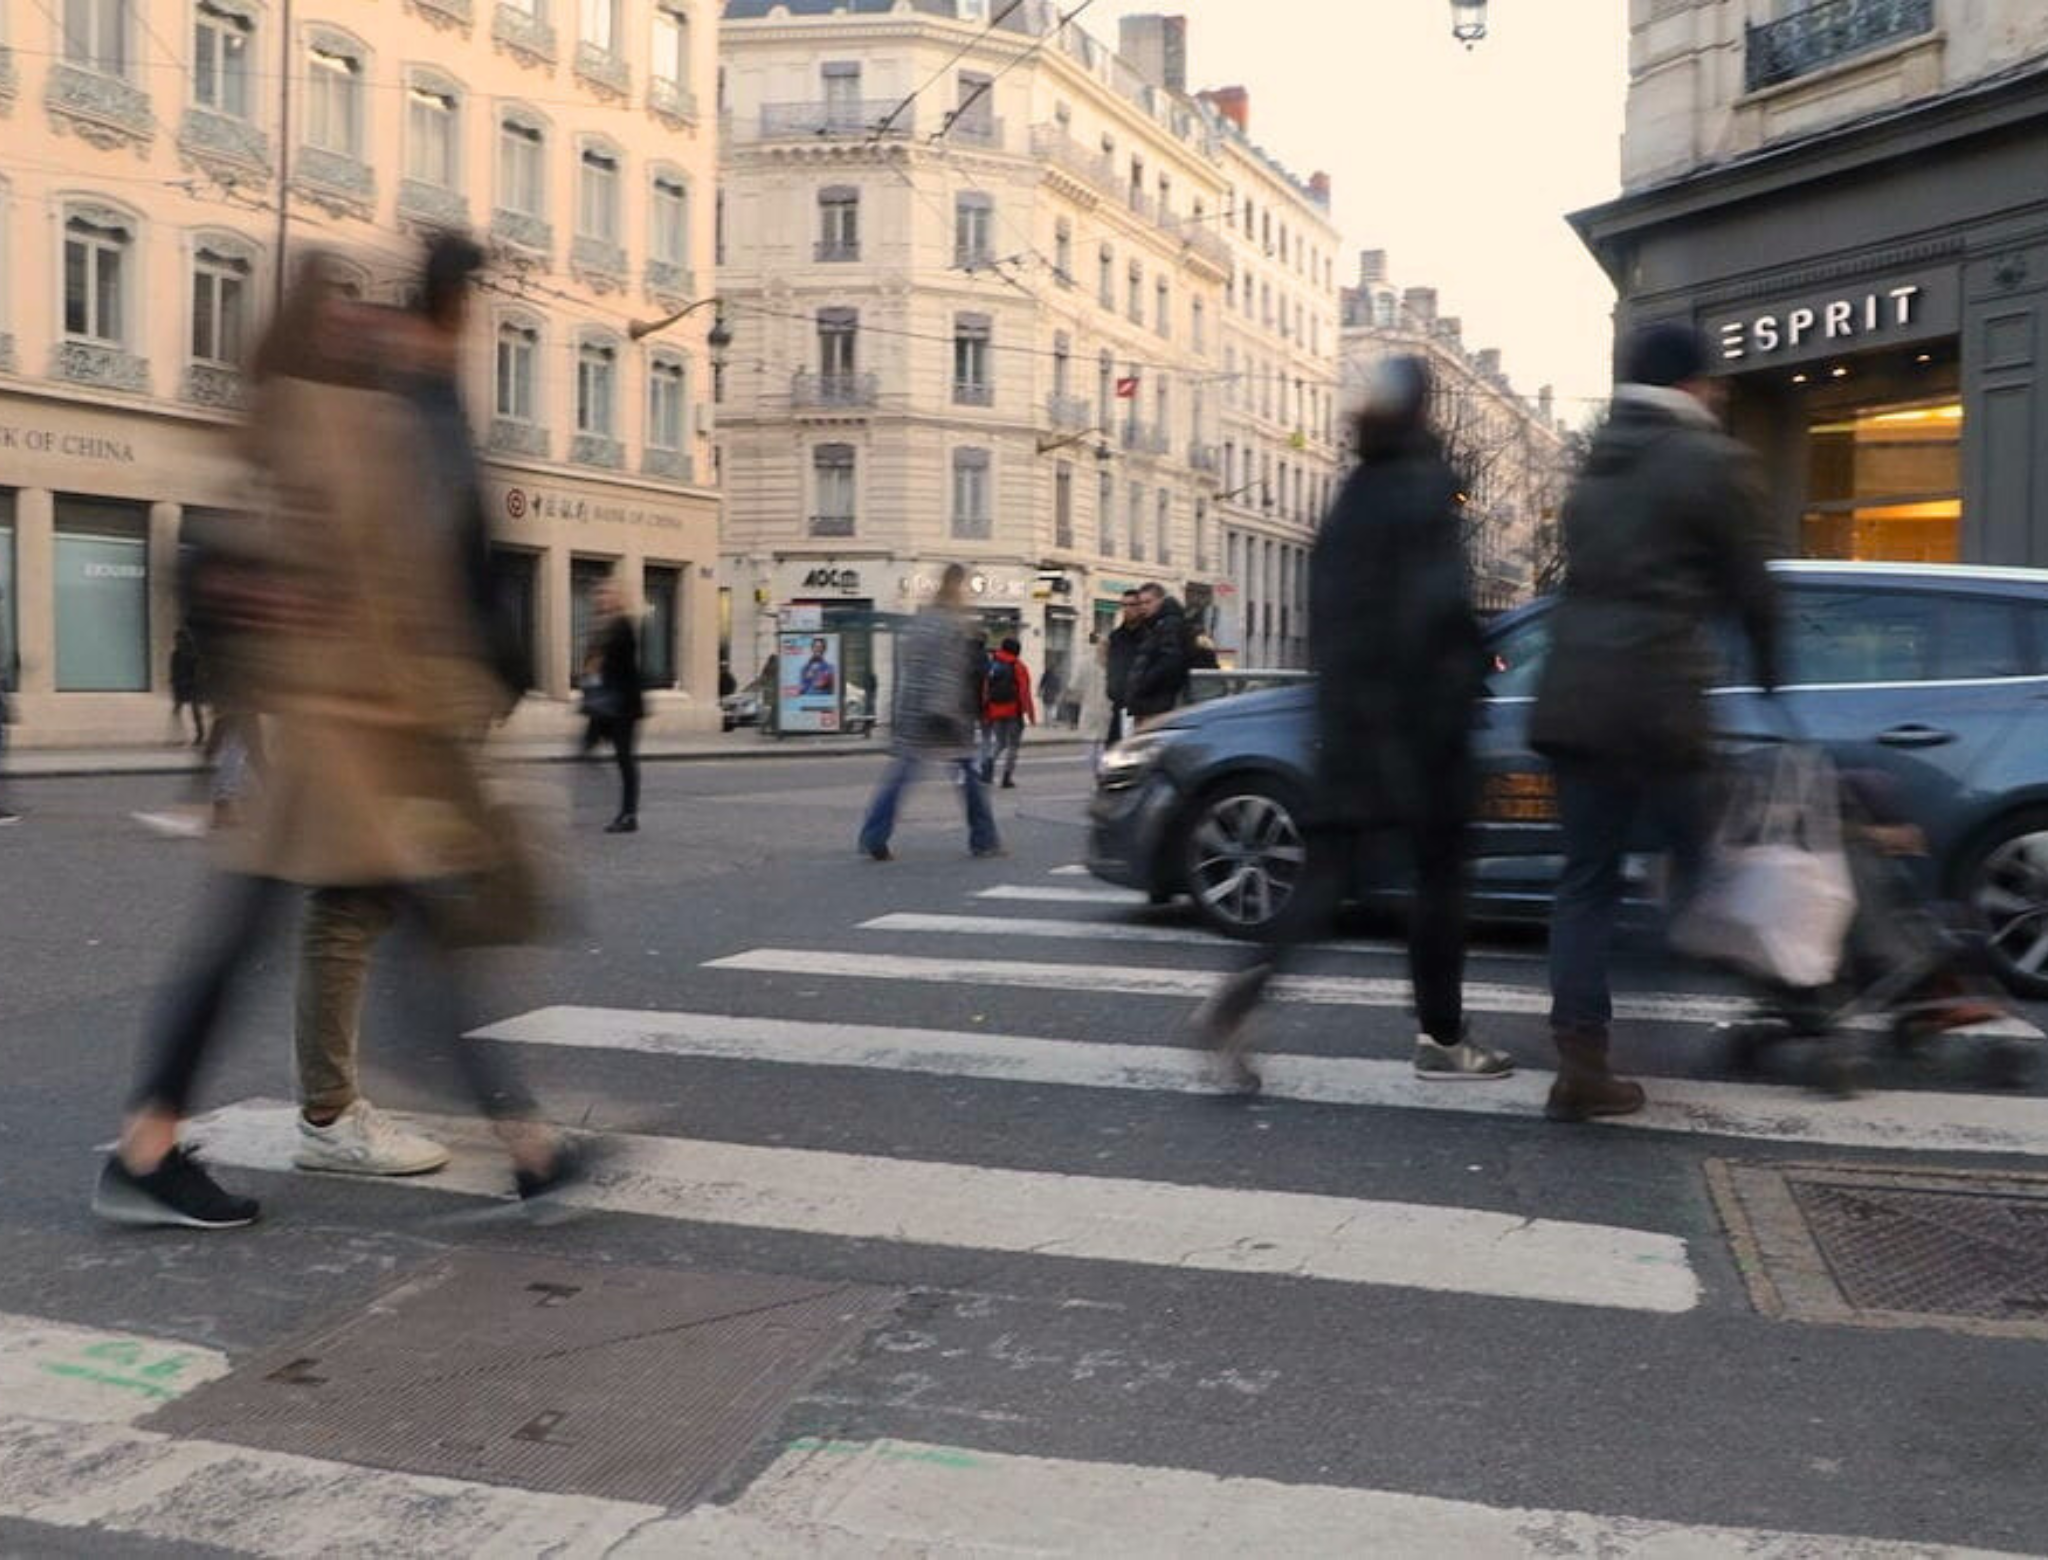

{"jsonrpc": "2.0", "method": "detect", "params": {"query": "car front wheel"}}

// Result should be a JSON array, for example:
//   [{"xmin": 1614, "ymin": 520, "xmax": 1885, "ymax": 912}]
[
  {"xmin": 1961, "ymin": 808, "xmax": 2048, "ymax": 998},
  {"xmin": 1180, "ymin": 779, "xmax": 1311, "ymax": 939}
]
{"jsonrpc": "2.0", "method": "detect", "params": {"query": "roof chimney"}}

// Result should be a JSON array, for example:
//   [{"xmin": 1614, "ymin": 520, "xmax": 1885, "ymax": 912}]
[
  {"xmin": 1438, "ymin": 316, "xmax": 1463, "ymax": 348},
  {"xmin": 1476, "ymin": 348, "xmax": 1502, "ymax": 379},
  {"xmin": 1538, "ymin": 385, "xmax": 1555, "ymax": 423},
  {"xmin": 1308, "ymin": 171, "xmax": 1331, "ymax": 205},
  {"xmin": 1358, "ymin": 249, "xmax": 1388, "ymax": 285},
  {"xmin": 1402, "ymin": 286, "xmax": 1437, "ymax": 326},
  {"xmin": 1201, "ymin": 85, "xmax": 1249, "ymax": 132},
  {"xmin": 1119, "ymin": 15, "xmax": 1188, "ymax": 93}
]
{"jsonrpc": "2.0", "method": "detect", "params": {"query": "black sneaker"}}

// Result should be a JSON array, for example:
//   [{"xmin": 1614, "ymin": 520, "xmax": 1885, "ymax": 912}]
[
  {"xmin": 514, "ymin": 1141, "xmax": 598, "ymax": 1225},
  {"xmin": 604, "ymin": 814, "xmax": 638, "ymax": 834},
  {"xmin": 93, "ymin": 1147, "xmax": 259, "ymax": 1229}
]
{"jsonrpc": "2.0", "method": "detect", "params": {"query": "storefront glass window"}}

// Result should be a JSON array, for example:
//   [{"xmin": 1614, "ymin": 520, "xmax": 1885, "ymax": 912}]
[
  {"xmin": 570, "ymin": 556, "xmax": 615, "ymax": 683},
  {"xmin": 55, "ymin": 500, "xmax": 150, "ymax": 691},
  {"xmin": 1802, "ymin": 399, "xmax": 1962, "ymax": 563},
  {"xmin": 0, "ymin": 493, "xmax": 16, "ymax": 690},
  {"xmin": 643, "ymin": 564, "xmax": 679, "ymax": 688}
]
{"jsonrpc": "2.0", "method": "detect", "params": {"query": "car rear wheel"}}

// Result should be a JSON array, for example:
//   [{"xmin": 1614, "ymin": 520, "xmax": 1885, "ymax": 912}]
[
  {"xmin": 1181, "ymin": 779, "xmax": 1310, "ymax": 939},
  {"xmin": 1960, "ymin": 808, "xmax": 2048, "ymax": 999}
]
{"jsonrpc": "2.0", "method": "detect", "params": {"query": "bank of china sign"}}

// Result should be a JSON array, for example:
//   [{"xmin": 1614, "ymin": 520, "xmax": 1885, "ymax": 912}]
[{"xmin": 1711, "ymin": 275, "xmax": 1952, "ymax": 367}]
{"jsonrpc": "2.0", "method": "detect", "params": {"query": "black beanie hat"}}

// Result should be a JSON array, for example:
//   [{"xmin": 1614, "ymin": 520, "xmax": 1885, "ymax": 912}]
[{"xmin": 1621, "ymin": 321, "xmax": 1709, "ymax": 388}]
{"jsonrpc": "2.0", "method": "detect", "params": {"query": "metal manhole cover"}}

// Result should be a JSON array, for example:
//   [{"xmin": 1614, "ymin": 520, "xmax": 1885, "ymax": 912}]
[
  {"xmin": 145, "ymin": 1253, "xmax": 899, "ymax": 1507},
  {"xmin": 1709, "ymin": 1160, "xmax": 2048, "ymax": 1339}
]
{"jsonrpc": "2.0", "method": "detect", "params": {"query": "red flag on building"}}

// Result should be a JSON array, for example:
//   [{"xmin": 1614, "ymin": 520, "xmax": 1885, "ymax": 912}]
[{"xmin": 1115, "ymin": 376, "xmax": 1140, "ymax": 399}]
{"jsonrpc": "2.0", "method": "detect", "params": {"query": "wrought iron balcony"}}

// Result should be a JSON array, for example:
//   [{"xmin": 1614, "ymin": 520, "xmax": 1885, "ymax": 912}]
[
  {"xmin": 1188, "ymin": 442, "xmax": 1221, "ymax": 475},
  {"xmin": 943, "ymin": 114, "xmax": 1004, "ymax": 149},
  {"xmin": 1120, "ymin": 420, "xmax": 1170, "ymax": 456},
  {"xmin": 814, "ymin": 238, "xmax": 861, "ymax": 262},
  {"xmin": 759, "ymin": 99, "xmax": 912, "ymax": 140},
  {"xmin": 1745, "ymin": 0, "xmax": 1933, "ymax": 93},
  {"xmin": 1046, "ymin": 391, "xmax": 1093, "ymax": 429},
  {"xmin": 810, "ymin": 513, "xmax": 857, "ymax": 538},
  {"xmin": 792, "ymin": 370, "xmax": 879, "ymax": 408},
  {"xmin": 1030, "ymin": 125, "xmax": 1116, "ymax": 197},
  {"xmin": 953, "ymin": 381, "xmax": 995, "ymax": 408}
]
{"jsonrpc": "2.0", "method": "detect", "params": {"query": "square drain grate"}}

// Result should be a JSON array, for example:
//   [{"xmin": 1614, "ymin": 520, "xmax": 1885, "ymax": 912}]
[
  {"xmin": 145, "ymin": 1253, "xmax": 898, "ymax": 1508},
  {"xmin": 1710, "ymin": 1160, "xmax": 2048, "ymax": 1339}
]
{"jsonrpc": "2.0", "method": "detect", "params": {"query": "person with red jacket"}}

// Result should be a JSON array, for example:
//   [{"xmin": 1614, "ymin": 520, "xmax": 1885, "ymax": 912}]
[{"xmin": 978, "ymin": 637, "xmax": 1036, "ymax": 789}]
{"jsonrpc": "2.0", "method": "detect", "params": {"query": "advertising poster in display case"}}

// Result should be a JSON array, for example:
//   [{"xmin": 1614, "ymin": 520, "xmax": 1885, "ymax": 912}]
[{"xmin": 777, "ymin": 631, "xmax": 843, "ymax": 733}]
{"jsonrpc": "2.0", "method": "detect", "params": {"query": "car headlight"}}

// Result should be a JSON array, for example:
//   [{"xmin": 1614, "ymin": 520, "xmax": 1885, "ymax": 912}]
[{"xmin": 1097, "ymin": 731, "xmax": 1171, "ymax": 790}]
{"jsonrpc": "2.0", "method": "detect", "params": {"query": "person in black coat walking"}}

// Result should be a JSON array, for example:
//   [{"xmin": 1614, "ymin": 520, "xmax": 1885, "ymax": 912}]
[
  {"xmin": 580, "ymin": 578, "xmax": 647, "ymax": 834},
  {"xmin": 1189, "ymin": 356, "xmax": 1511, "ymax": 1092},
  {"xmin": 1531, "ymin": 321, "xmax": 1780, "ymax": 1122},
  {"xmin": 1124, "ymin": 583, "xmax": 1193, "ymax": 724},
  {"xmin": 1104, "ymin": 589, "xmax": 1145, "ymax": 745}
]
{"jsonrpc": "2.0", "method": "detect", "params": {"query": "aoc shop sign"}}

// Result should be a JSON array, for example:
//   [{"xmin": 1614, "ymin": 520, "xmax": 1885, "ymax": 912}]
[{"xmin": 1710, "ymin": 273, "xmax": 1957, "ymax": 368}]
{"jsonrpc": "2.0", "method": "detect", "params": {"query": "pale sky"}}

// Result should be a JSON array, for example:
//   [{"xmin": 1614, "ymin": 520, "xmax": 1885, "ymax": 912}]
[{"xmin": 1093, "ymin": 0, "xmax": 1630, "ymax": 420}]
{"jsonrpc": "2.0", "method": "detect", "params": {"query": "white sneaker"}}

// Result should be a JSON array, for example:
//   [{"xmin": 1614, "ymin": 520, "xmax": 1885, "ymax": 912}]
[
  {"xmin": 294, "ymin": 1100, "xmax": 450, "ymax": 1176},
  {"xmin": 1413, "ymin": 1036, "xmax": 1515, "ymax": 1080}
]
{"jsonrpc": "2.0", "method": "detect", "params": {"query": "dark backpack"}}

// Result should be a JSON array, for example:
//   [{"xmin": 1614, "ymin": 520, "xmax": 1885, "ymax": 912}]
[{"xmin": 985, "ymin": 657, "xmax": 1020, "ymax": 707}]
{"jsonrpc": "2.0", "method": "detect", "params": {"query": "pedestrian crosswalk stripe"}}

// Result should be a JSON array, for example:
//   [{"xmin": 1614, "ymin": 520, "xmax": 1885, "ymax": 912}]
[
  {"xmin": 185, "ymin": 1100, "xmax": 1699, "ymax": 1313},
  {"xmin": 862, "ymin": 910, "xmax": 1547, "ymax": 962},
  {"xmin": 618, "ymin": 1434, "xmax": 2023, "ymax": 1558},
  {"xmin": 3, "ymin": 1312, "xmax": 2012, "ymax": 1558},
  {"xmin": 1049, "ymin": 863, "xmax": 1093, "ymax": 875},
  {"xmin": 977, "ymin": 883, "xmax": 1148, "ymax": 904},
  {"xmin": 471, "ymin": 1006, "xmax": 2048, "ymax": 1159},
  {"xmin": 703, "ymin": 948, "xmax": 2045, "ymax": 1041}
]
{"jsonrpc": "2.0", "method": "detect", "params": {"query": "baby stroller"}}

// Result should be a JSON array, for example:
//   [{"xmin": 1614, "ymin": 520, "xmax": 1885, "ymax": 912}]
[{"xmin": 1697, "ymin": 746, "xmax": 2039, "ymax": 1095}]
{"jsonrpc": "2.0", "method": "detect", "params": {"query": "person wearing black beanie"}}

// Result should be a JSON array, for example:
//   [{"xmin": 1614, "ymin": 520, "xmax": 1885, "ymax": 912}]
[{"xmin": 1526, "ymin": 321, "xmax": 1782, "ymax": 1123}]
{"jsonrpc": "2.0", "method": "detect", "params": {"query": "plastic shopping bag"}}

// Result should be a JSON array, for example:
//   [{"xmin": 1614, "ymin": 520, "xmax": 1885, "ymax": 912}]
[{"xmin": 1669, "ymin": 744, "xmax": 1858, "ymax": 989}]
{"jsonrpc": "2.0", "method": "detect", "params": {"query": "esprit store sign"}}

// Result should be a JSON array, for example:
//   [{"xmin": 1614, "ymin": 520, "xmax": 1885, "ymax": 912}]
[{"xmin": 1713, "ymin": 281, "xmax": 1944, "ymax": 364}]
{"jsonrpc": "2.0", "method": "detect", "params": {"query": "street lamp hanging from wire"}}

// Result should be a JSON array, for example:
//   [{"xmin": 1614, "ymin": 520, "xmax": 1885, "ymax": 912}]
[{"xmin": 1451, "ymin": 0, "xmax": 1487, "ymax": 47}]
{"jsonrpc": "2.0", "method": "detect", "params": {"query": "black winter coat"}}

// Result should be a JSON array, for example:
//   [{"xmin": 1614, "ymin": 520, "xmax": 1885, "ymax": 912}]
[
  {"xmin": 1126, "ymin": 598, "xmax": 1192, "ymax": 721},
  {"xmin": 1529, "ymin": 391, "xmax": 1780, "ymax": 775},
  {"xmin": 588, "ymin": 617, "xmax": 646, "ymax": 724},
  {"xmin": 1105, "ymin": 620, "xmax": 1144, "ymax": 707},
  {"xmin": 1309, "ymin": 442, "xmax": 1483, "ymax": 827}
]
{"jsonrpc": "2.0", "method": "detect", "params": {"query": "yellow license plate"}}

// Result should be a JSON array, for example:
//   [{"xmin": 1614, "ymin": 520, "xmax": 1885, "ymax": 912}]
[{"xmin": 1480, "ymin": 771, "xmax": 1558, "ymax": 824}]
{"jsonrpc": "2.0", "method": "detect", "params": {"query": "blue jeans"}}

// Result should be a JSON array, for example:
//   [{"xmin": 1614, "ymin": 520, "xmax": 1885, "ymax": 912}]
[
  {"xmin": 860, "ymin": 754, "xmax": 999, "ymax": 856},
  {"xmin": 1548, "ymin": 762, "xmax": 1710, "ymax": 1033}
]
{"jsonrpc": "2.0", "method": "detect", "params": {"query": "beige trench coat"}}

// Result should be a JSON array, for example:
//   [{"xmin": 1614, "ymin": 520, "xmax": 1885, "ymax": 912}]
[{"xmin": 221, "ymin": 377, "xmax": 509, "ymax": 890}]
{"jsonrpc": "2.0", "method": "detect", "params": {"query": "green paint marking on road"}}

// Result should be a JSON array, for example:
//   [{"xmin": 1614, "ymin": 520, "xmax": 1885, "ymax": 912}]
[
  {"xmin": 788, "ymin": 1436, "xmax": 985, "ymax": 1471},
  {"xmin": 39, "ymin": 1362, "xmax": 181, "ymax": 1399}
]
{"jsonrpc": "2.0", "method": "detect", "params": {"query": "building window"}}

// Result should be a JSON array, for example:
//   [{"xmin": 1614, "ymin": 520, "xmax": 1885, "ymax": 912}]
[
  {"xmin": 1156, "ymin": 490, "xmax": 1172, "ymax": 566},
  {"xmin": 193, "ymin": 2, "xmax": 253, "ymax": 117},
  {"xmin": 817, "ymin": 185, "xmax": 859, "ymax": 261},
  {"xmin": 1098, "ymin": 471, "xmax": 1115, "ymax": 555},
  {"xmin": 189, "ymin": 242, "xmax": 249, "ymax": 365},
  {"xmin": 1054, "ymin": 463, "xmax": 1074, "ymax": 551},
  {"xmin": 953, "ymin": 313, "xmax": 992, "ymax": 406},
  {"xmin": 498, "ymin": 117, "xmax": 546, "ymax": 217},
  {"xmin": 64, "ymin": 211, "xmax": 132, "ymax": 345},
  {"xmin": 951, "ymin": 448, "xmax": 991, "ymax": 540},
  {"xmin": 651, "ymin": 172, "xmax": 688, "ymax": 266},
  {"xmin": 496, "ymin": 320, "xmax": 539, "ymax": 422},
  {"xmin": 652, "ymin": 1, "xmax": 689, "ymax": 93},
  {"xmin": 955, "ymin": 193, "xmax": 993, "ymax": 268},
  {"xmin": 405, "ymin": 79, "xmax": 460, "ymax": 190},
  {"xmin": 1097, "ymin": 351, "xmax": 1114, "ymax": 428},
  {"xmin": 648, "ymin": 356, "xmax": 687, "ymax": 451},
  {"xmin": 576, "ymin": 339, "xmax": 616, "ymax": 436},
  {"xmin": 1195, "ymin": 499, "xmax": 1211, "ymax": 573},
  {"xmin": 1155, "ymin": 278, "xmax": 1170, "ymax": 337},
  {"xmin": 1052, "ymin": 332, "xmax": 1071, "ymax": 398},
  {"xmin": 1053, "ymin": 220, "xmax": 1073, "ymax": 287},
  {"xmin": 63, "ymin": 0, "xmax": 132, "ymax": 76},
  {"xmin": 1127, "ymin": 484, "xmax": 1145, "ymax": 562},
  {"xmin": 818, "ymin": 307, "xmax": 858, "ymax": 378},
  {"xmin": 306, "ymin": 39, "xmax": 364, "ymax": 157},
  {"xmin": 953, "ymin": 70, "xmax": 994, "ymax": 139},
  {"xmin": 1097, "ymin": 245, "xmax": 1114, "ymax": 309},
  {"xmin": 642, "ymin": 563, "xmax": 680, "ymax": 687},
  {"xmin": 1127, "ymin": 261, "xmax": 1143, "ymax": 324},
  {"xmin": 1191, "ymin": 298, "xmax": 1206, "ymax": 355},
  {"xmin": 579, "ymin": 0, "xmax": 616, "ymax": 52},
  {"xmin": 821, "ymin": 59, "xmax": 861, "ymax": 123},
  {"xmin": 55, "ymin": 499, "xmax": 150, "ymax": 692},
  {"xmin": 579, "ymin": 146, "xmax": 621, "ymax": 242},
  {"xmin": 813, "ymin": 443, "xmax": 856, "ymax": 537}
]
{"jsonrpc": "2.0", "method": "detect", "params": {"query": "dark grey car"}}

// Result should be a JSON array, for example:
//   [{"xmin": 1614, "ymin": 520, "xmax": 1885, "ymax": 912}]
[{"xmin": 1088, "ymin": 562, "xmax": 2048, "ymax": 996}]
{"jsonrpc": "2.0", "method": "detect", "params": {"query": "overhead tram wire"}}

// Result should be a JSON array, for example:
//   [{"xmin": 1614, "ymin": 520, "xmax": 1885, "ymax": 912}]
[{"xmin": 868, "ymin": 0, "xmax": 1030, "ymax": 143}]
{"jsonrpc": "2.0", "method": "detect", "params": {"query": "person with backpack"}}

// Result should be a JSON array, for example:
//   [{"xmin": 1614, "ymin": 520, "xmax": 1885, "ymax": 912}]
[{"xmin": 978, "ymin": 637, "xmax": 1036, "ymax": 789}]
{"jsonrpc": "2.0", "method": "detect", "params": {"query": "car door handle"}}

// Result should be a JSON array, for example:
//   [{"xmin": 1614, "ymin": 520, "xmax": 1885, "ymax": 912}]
[{"xmin": 1876, "ymin": 723, "xmax": 1956, "ymax": 748}]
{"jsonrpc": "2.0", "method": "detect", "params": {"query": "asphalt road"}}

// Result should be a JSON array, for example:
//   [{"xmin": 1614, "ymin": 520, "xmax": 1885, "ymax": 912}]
[{"xmin": 3, "ymin": 749, "xmax": 2047, "ymax": 1556}]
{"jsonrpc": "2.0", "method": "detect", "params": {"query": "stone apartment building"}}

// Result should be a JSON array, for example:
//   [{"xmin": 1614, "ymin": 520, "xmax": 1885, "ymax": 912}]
[
  {"xmin": 1574, "ymin": 0, "xmax": 2048, "ymax": 566},
  {"xmin": 1340, "ymin": 251, "xmax": 1569, "ymax": 611},
  {"xmin": 714, "ymin": 1, "xmax": 1341, "ymax": 702},
  {"xmin": 0, "ymin": 0, "xmax": 722, "ymax": 745}
]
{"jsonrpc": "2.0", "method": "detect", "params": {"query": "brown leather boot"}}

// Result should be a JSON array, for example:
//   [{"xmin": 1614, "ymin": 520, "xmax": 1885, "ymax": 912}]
[{"xmin": 1545, "ymin": 1028, "xmax": 1647, "ymax": 1122}]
